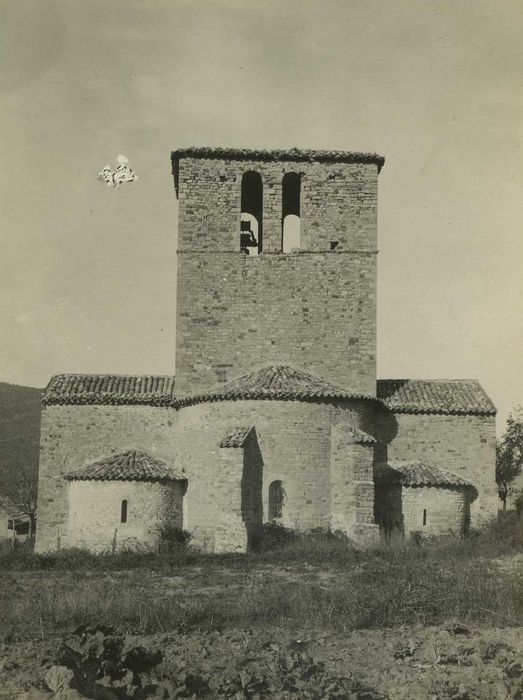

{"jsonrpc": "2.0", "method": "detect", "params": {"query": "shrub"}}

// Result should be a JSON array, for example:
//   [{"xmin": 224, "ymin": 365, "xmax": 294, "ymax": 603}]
[
  {"xmin": 158, "ymin": 524, "xmax": 192, "ymax": 552},
  {"xmin": 254, "ymin": 522, "xmax": 299, "ymax": 551}
]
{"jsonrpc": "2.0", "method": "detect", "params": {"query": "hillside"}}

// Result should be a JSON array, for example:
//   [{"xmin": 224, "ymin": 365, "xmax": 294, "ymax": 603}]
[{"xmin": 0, "ymin": 381, "xmax": 42, "ymax": 479}]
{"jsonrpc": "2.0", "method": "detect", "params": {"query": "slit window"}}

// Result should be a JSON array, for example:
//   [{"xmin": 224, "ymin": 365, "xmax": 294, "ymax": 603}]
[
  {"xmin": 282, "ymin": 172, "xmax": 301, "ymax": 252},
  {"xmin": 268, "ymin": 480, "xmax": 286, "ymax": 520},
  {"xmin": 240, "ymin": 171, "xmax": 263, "ymax": 255},
  {"xmin": 422, "ymin": 509, "xmax": 427, "ymax": 526},
  {"xmin": 121, "ymin": 499, "xmax": 128, "ymax": 524}
]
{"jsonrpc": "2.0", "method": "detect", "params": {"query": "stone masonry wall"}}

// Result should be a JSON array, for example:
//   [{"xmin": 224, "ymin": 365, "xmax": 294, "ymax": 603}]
[
  {"xmin": 175, "ymin": 398, "xmax": 375, "ymax": 548},
  {"xmin": 402, "ymin": 486, "xmax": 467, "ymax": 537},
  {"xmin": 177, "ymin": 157, "xmax": 378, "ymax": 253},
  {"xmin": 175, "ymin": 156, "xmax": 379, "ymax": 395},
  {"xmin": 329, "ymin": 426, "xmax": 377, "ymax": 540},
  {"xmin": 67, "ymin": 480, "xmax": 183, "ymax": 552},
  {"xmin": 175, "ymin": 252, "xmax": 376, "ymax": 395},
  {"xmin": 376, "ymin": 410, "xmax": 497, "ymax": 527},
  {"xmin": 36, "ymin": 398, "xmax": 375, "ymax": 553},
  {"xmin": 35, "ymin": 404, "xmax": 179, "ymax": 553}
]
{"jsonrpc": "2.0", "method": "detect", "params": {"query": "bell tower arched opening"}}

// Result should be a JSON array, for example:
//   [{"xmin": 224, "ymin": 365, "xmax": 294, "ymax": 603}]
[
  {"xmin": 240, "ymin": 171, "xmax": 263, "ymax": 255},
  {"xmin": 282, "ymin": 172, "xmax": 301, "ymax": 252}
]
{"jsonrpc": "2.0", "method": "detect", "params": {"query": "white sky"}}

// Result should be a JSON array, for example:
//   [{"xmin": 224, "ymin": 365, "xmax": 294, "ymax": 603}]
[{"xmin": 0, "ymin": 0, "xmax": 522, "ymax": 431}]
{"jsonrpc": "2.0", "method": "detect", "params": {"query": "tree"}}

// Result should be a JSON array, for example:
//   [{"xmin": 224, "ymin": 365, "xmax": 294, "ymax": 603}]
[
  {"xmin": 496, "ymin": 406, "xmax": 523, "ymax": 510},
  {"xmin": 0, "ymin": 460, "xmax": 38, "ymax": 535}
]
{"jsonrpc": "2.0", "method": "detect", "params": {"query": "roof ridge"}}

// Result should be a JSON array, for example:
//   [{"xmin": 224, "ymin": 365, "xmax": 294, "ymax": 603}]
[
  {"xmin": 48, "ymin": 372, "xmax": 175, "ymax": 379},
  {"xmin": 378, "ymin": 378, "xmax": 483, "ymax": 384}
]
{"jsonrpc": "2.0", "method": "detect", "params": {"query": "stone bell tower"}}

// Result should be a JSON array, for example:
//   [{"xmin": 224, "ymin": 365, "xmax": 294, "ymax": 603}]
[{"xmin": 171, "ymin": 147, "xmax": 385, "ymax": 395}]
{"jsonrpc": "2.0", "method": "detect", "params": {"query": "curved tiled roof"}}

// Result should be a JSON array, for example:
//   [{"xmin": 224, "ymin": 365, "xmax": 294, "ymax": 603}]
[
  {"xmin": 171, "ymin": 146, "xmax": 385, "ymax": 195},
  {"xmin": 375, "ymin": 460, "xmax": 474, "ymax": 488},
  {"xmin": 175, "ymin": 366, "xmax": 376, "ymax": 408},
  {"xmin": 377, "ymin": 379, "xmax": 496, "ymax": 416},
  {"xmin": 43, "ymin": 374, "xmax": 176, "ymax": 406},
  {"xmin": 42, "ymin": 372, "xmax": 495, "ymax": 417},
  {"xmin": 65, "ymin": 449, "xmax": 186, "ymax": 482}
]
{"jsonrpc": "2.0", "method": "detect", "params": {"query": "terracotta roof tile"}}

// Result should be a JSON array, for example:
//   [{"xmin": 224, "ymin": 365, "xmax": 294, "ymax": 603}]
[
  {"xmin": 65, "ymin": 450, "xmax": 186, "ymax": 482},
  {"xmin": 218, "ymin": 426, "xmax": 254, "ymax": 448},
  {"xmin": 43, "ymin": 372, "xmax": 496, "ymax": 417},
  {"xmin": 43, "ymin": 374, "xmax": 176, "ymax": 406},
  {"xmin": 375, "ymin": 460, "xmax": 474, "ymax": 488},
  {"xmin": 377, "ymin": 379, "xmax": 495, "ymax": 416},
  {"xmin": 176, "ymin": 366, "xmax": 376, "ymax": 407}
]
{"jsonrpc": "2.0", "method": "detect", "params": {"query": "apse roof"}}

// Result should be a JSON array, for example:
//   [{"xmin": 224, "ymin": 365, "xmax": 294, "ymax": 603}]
[
  {"xmin": 175, "ymin": 365, "xmax": 375, "ymax": 407},
  {"xmin": 375, "ymin": 460, "xmax": 474, "ymax": 488},
  {"xmin": 65, "ymin": 449, "xmax": 186, "ymax": 482}
]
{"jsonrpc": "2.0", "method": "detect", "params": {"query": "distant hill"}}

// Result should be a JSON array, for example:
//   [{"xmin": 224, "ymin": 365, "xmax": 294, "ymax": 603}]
[{"xmin": 0, "ymin": 382, "xmax": 42, "ymax": 479}]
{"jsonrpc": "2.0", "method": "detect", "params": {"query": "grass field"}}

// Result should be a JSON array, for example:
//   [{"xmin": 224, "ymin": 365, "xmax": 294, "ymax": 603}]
[
  {"xmin": 1, "ymin": 515, "xmax": 522, "ymax": 641},
  {"xmin": 1, "ymin": 516, "xmax": 522, "ymax": 699}
]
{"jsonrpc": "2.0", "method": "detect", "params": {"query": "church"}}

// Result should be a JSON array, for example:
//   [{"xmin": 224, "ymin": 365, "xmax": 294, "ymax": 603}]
[{"xmin": 35, "ymin": 147, "xmax": 497, "ymax": 554}]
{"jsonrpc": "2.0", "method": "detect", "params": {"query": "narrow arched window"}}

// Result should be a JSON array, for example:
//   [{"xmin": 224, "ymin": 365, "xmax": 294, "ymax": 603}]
[
  {"xmin": 422, "ymin": 509, "xmax": 427, "ymax": 526},
  {"xmin": 240, "ymin": 171, "xmax": 263, "ymax": 255},
  {"xmin": 282, "ymin": 173, "xmax": 301, "ymax": 252},
  {"xmin": 268, "ymin": 480, "xmax": 286, "ymax": 520},
  {"xmin": 121, "ymin": 499, "xmax": 128, "ymax": 524}
]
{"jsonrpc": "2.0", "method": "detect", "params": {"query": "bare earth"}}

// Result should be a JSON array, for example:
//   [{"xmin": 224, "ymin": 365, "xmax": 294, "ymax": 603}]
[
  {"xmin": 1, "ymin": 555, "xmax": 521, "ymax": 699},
  {"xmin": 1, "ymin": 623, "xmax": 521, "ymax": 699}
]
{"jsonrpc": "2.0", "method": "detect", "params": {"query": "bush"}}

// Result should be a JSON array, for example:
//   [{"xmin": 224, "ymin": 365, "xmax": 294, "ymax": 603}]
[
  {"xmin": 254, "ymin": 522, "xmax": 299, "ymax": 551},
  {"xmin": 158, "ymin": 525, "xmax": 192, "ymax": 552}
]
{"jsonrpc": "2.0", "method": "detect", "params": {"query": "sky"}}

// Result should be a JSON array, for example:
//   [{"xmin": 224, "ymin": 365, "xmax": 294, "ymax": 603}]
[{"xmin": 0, "ymin": 0, "xmax": 522, "ymax": 432}]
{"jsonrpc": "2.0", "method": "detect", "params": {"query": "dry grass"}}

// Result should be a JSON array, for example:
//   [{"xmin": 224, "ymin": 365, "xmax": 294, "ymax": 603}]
[{"xmin": 1, "ymin": 515, "xmax": 522, "ymax": 642}]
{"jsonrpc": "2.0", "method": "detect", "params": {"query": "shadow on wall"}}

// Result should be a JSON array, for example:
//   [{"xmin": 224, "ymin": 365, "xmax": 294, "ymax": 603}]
[
  {"xmin": 375, "ymin": 481, "xmax": 478, "ymax": 540},
  {"xmin": 373, "ymin": 403, "xmax": 479, "ymax": 539},
  {"xmin": 374, "ymin": 405, "xmax": 399, "ymax": 464},
  {"xmin": 374, "ymin": 482, "xmax": 404, "ymax": 537},
  {"xmin": 241, "ymin": 429, "xmax": 264, "ymax": 550}
]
